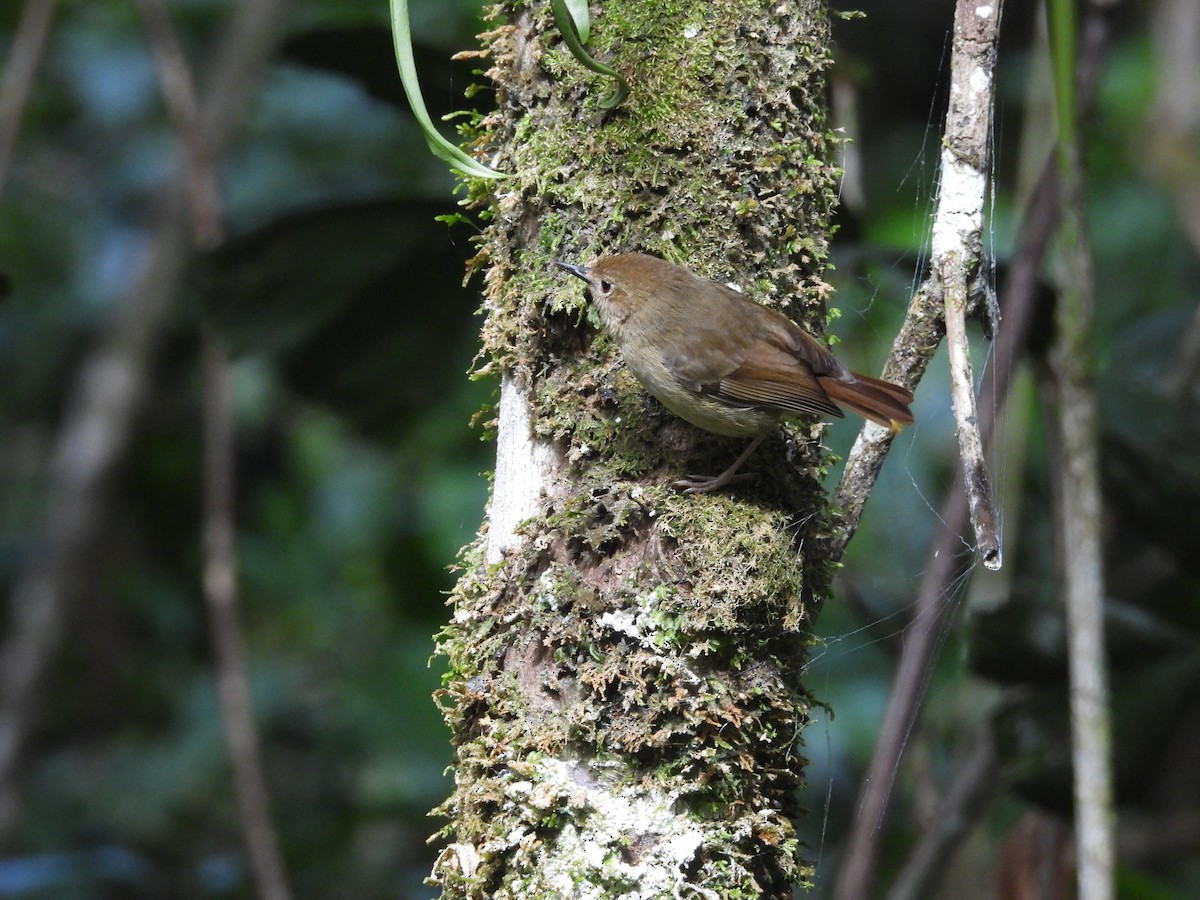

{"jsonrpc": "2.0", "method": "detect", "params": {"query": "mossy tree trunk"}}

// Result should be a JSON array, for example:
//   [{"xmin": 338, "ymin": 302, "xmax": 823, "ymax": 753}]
[{"xmin": 431, "ymin": 1, "xmax": 839, "ymax": 896}]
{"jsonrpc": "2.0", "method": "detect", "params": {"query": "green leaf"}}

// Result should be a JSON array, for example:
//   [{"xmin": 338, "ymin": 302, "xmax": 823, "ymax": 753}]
[
  {"xmin": 389, "ymin": 0, "xmax": 505, "ymax": 179},
  {"xmin": 551, "ymin": 0, "xmax": 630, "ymax": 110},
  {"xmin": 563, "ymin": 0, "xmax": 591, "ymax": 43}
]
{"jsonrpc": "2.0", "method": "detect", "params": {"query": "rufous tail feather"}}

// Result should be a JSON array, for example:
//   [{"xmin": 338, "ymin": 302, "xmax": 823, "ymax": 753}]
[{"xmin": 820, "ymin": 373, "xmax": 914, "ymax": 428}]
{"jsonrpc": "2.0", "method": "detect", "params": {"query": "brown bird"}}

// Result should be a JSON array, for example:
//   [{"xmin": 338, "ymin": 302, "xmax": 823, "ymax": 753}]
[{"xmin": 556, "ymin": 253, "xmax": 913, "ymax": 492}]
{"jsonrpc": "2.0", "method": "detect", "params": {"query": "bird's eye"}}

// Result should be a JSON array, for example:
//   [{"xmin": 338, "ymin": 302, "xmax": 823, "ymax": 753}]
[{"xmin": 598, "ymin": 280, "xmax": 613, "ymax": 295}]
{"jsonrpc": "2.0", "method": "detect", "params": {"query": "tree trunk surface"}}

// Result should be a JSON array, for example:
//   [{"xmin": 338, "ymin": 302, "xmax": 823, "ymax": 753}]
[{"xmin": 431, "ymin": 2, "xmax": 839, "ymax": 896}]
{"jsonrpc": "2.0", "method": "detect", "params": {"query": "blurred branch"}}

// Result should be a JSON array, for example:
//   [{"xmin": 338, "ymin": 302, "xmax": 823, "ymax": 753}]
[
  {"xmin": 0, "ymin": 0, "xmax": 291, "ymax": 853},
  {"xmin": 135, "ymin": 1, "xmax": 293, "ymax": 898},
  {"xmin": 200, "ymin": 325, "xmax": 294, "ymax": 900},
  {"xmin": 135, "ymin": 0, "xmax": 222, "ymax": 249},
  {"xmin": 831, "ymin": 487, "xmax": 968, "ymax": 900},
  {"xmin": 1148, "ymin": 0, "xmax": 1200, "ymax": 406},
  {"xmin": 886, "ymin": 709, "xmax": 1002, "ymax": 900},
  {"xmin": 1146, "ymin": 0, "xmax": 1200, "ymax": 257},
  {"xmin": 0, "ymin": 196, "xmax": 193, "ymax": 848},
  {"xmin": 1049, "ymin": 0, "xmax": 1114, "ymax": 895},
  {"xmin": 0, "ymin": 0, "xmax": 58, "ymax": 201},
  {"xmin": 1164, "ymin": 301, "xmax": 1200, "ymax": 404}
]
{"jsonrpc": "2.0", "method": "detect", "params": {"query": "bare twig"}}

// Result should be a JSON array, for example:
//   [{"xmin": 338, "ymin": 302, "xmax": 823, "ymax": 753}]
[
  {"xmin": 200, "ymin": 325, "xmax": 293, "ymax": 900},
  {"xmin": 1147, "ymin": 0, "xmax": 1200, "ymax": 403},
  {"xmin": 832, "ymin": 160, "xmax": 1055, "ymax": 900},
  {"xmin": 135, "ymin": 1, "xmax": 293, "ymax": 897},
  {"xmin": 1049, "ymin": 0, "xmax": 1114, "ymax": 894},
  {"xmin": 0, "ymin": 0, "xmax": 58, "ymax": 200},
  {"xmin": 935, "ymin": 0, "xmax": 1004, "ymax": 570},
  {"xmin": 831, "ymin": 498, "xmax": 967, "ymax": 900},
  {"xmin": 944, "ymin": 291, "xmax": 1001, "ymax": 567},
  {"xmin": 829, "ymin": 8, "xmax": 1116, "ymax": 898},
  {"xmin": 829, "ymin": 271, "xmax": 939, "ymax": 561},
  {"xmin": 0, "ymin": 198, "xmax": 194, "ymax": 847},
  {"xmin": 832, "ymin": 12, "xmax": 1007, "ymax": 893},
  {"xmin": 134, "ymin": 0, "xmax": 223, "ymax": 249},
  {"xmin": 833, "ymin": 0, "xmax": 1008, "ymax": 879}
]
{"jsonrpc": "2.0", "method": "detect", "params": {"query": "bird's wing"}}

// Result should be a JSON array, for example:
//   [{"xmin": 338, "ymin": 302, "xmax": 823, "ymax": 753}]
[
  {"xmin": 660, "ymin": 282, "xmax": 846, "ymax": 417},
  {"xmin": 713, "ymin": 341, "xmax": 844, "ymax": 417}
]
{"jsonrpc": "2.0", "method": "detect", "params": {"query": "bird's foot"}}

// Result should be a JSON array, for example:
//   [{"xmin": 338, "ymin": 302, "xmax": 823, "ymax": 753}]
[{"xmin": 674, "ymin": 471, "xmax": 757, "ymax": 494}]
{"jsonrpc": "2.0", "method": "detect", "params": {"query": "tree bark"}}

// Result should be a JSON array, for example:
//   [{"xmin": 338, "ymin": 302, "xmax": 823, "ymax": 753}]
[{"xmin": 430, "ymin": 2, "xmax": 839, "ymax": 895}]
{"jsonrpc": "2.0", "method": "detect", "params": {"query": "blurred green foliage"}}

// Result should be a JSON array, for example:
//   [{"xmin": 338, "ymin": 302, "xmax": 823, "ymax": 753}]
[{"xmin": 1, "ymin": 0, "xmax": 493, "ymax": 896}]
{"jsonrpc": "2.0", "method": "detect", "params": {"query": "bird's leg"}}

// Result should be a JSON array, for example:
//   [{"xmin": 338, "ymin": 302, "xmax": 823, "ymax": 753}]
[{"xmin": 675, "ymin": 431, "xmax": 769, "ymax": 494}]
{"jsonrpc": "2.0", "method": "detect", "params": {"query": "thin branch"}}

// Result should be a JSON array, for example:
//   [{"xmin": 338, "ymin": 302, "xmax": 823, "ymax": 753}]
[
  {"xmin": 0, "ymin": 0, "xmax": 58, "ymax": 201},
  {"xmin": 935, "ymin": 0, "xmax": 1005, "ymax": 570},
  {"xmin": 832, "ymin": 160, "xmax": 1047, "ymax": 899},
  {"xmin": 831, "ymin": 499, "xmax": 966, "ymax": 900},
  {"xmin": 831, "ymin": 1, "xmax": 1005, "ymax": 565},
  {"xmin": 1163, "ymin": 300, "xmax": 1200, "ymax": 403},
  {"xmin": 829, "ymin": 267, "xmax": 940, "ymax": 559},
  {"xmin": 0, "ymin": 199, "xmax": 194, "ymax": 847},
  {"xmin": 1050, "ymin": 0, "xmax": 1114, "ymax": 894},
  {"xmin": 833, "ymin": 0, "xmax": 1007, "ymax": 874},
  {"xmin": 1146, "ymin": 0, "xmax": 1200, "ymax": 260},
  {"xmin": 200, "ymin": 325, "xmax": 293, "ymax": 900},
  {"xmin": 134, "ymin": 1, "xmax": 293, "ymax": 897},
  {"xmin": 944, "ymin": 281, "xmax": 1001, "ymax": 568},
  {"xmin": 134, "ymin": 0, "xmax": 222, "ymax": 249},
  {"xmin": 832, "ymin": 10, "xmax": 1006, "ymax": 891}
]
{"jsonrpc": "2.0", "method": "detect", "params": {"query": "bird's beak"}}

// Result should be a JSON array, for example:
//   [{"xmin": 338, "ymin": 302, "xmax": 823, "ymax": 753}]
[{"xmin": 554, "ymin": 261, "xmax": 590, "ymax": 282}]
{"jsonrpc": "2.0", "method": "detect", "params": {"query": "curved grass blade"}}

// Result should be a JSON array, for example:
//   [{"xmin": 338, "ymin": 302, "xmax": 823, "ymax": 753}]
[{"xmin": 389, "ymin": 0, "xmax": 505, "ymax": 179}]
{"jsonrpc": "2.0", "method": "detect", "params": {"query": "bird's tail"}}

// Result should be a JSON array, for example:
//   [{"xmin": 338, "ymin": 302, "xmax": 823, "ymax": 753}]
[{"xmin": 821, "ymin": 372, "xmax": 914, "ymax": 429}]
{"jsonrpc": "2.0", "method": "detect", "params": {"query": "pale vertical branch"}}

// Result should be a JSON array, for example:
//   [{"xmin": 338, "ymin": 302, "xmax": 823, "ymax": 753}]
[
  {"xmin": 134, "ymin": 1, "xmax": 293, "ymax": 897},
  {"xmin": 0, "ymin": 0, "xmax": 58, "ymax": 200},
  {"xmin": 200, "ymin": 326, "xmax": 293, "ymax": 900},
  {"xmin": 1049, "ymin": 0, "xmax": 1114, "ymax": 895},
  {"xmin": 929, "ymin": 0, "xmax": 1004, "ymax": 571},
  {"xmin": 831, "ymin": 0, "xmax": 1004, "ymax": 569}
]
